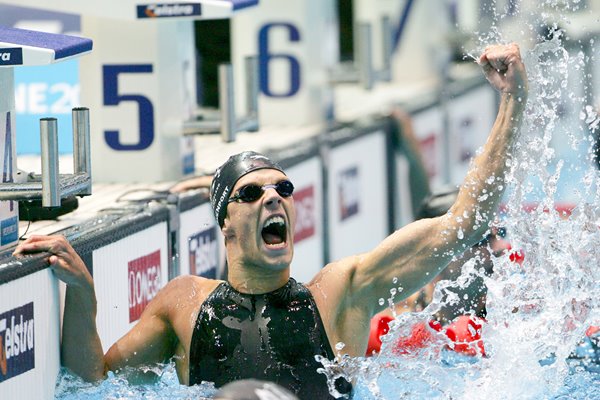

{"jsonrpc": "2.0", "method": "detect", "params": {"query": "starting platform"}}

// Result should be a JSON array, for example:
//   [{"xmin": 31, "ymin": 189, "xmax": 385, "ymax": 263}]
[{"xmin": 0, "ymin": 25, "xmax": 93, "ymax": 250}]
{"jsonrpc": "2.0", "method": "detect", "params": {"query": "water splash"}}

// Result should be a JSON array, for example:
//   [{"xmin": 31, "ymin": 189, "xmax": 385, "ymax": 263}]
[
  {"xmin": 319, "ymin": 1, "xmax": 600, "ymax": 398},
  {"xmin": 54, "ymin": 364, "xmax": 216, "ymax": 400}
]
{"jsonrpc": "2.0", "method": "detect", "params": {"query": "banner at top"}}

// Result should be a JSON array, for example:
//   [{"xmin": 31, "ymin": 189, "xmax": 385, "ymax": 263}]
[
  {"xmin": 0, "ymin": 0, "xmax": 259, "ymax": 20},
  {"xmin": 136, "ymin": 3, "xmax": 202, "ymax": 18}
]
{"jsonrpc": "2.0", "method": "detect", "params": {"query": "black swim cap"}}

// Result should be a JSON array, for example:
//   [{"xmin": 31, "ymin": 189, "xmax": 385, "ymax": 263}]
[
  {"xmin": 214, "ymin": 379, "xmax": 298, "ymax": 400},
  {"xmin": 210, "ymin": 151, "xmax": 284, "ymax": 227}
]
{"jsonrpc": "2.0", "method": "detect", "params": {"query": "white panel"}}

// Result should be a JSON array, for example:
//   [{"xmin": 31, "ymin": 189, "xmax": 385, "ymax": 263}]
[
  {"xmin": 390, "ymin": 0, "xmax": 452, "ymax": 83},
  {"xmin": 93, "ymin": 222, "xmax": 169, "ymax": 353},
  {"xmin": 353, "ymin": 0, "xmax": 404, "ymax": 72},
  {"xmin": 0, "ymin": 44, "xmax": 56, "ymax": 66},
  {"xmin": 286, "ymin": 157, "xmax": 324, "ymax": 284},
  {"xmin": 232, "ymin": 0, "xmax": 338, "ymax": 126},
  {"xmin": 447, "ymin": 85, "xmax": 496, "ymax": 185},
  {"xmin": 80, "ymin": 17, "xmax": 195, "ymax": 182},
  {"xmin": 454, "ymin": 0, "xmax": 480, "ymax": 32},
  {"xmin": 0, "ymin": 269, "xmax": 60, "ymax": 400},
  {"xmin": 394, "ymin": 152, "xmax": 413, "ymax": 228},
  {"xmin": 179, "ymin": 202, "xmax": 224, "ymax": 278},
  {"xmin": 410, "ymin": 105, "xmax": 446, "ymax": 189},
  {"xmin": 328, "ymin": 131, "xmax": 388, "ymax": 261}
]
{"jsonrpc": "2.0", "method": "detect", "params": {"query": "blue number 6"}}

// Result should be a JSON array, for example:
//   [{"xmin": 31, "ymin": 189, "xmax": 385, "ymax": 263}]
[
  {"xmin": 258, "ymin": 23, "xmax": 301, "ymax": 98},
  {"xmin": 103, "ymin": 65, "xmax": 155, "ymax": 150}
]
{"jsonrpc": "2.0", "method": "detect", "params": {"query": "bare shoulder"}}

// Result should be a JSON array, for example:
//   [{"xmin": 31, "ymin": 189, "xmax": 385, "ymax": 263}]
[
  {"xmin": 151, "ymin": 275, "xmax": 223, "ymax": 318},
  {"xmin": 306, "ymin": 257, "xmax": 361, "ymax": 311},
  {"xmin": 305, "ymin": 257, "xmax": 373, "ymax": 354},
  {"xmin": 306, "ymin": 257, "xmax": 355, "ymax": 283},
  {"xmin": 163, "ymin": 274, "xmax": 222, "ymax": 295}
]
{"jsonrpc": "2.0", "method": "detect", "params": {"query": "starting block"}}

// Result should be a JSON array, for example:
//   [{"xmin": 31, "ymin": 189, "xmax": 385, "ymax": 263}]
[
  {"xmin": 3, "ymin": 0, "xmax": 259, "ymax": 183},
  {"xmin": 0, "ymin": 25, "xmax": 93, "ymax": 248}
]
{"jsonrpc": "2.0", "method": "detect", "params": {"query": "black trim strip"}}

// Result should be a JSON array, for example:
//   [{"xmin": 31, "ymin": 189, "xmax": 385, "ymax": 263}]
[
  {"xmin": 179, "ymin": 190, "xmax": 210, "ymax": 212},
  {"xmin": 0, "ymin": 206, "xmax": 170, "ymax": 285},
  {"xmin": 264, "ymin": 135, "xmax": 321, "ymax": 170}
]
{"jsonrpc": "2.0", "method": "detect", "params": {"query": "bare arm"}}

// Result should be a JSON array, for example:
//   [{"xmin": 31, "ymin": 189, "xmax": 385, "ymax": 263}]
[
  {"xmin": 104, "ymin": 275, "xmax": 220, "ymax": 381},
  {"xmin": 104, "ymin": 282, "xmax": 181, "ymax": 376},
  {"xmin": 317, "ymin": 44, "xmax": 528, "ymax": 329},
  {"xmin": 14, "ymin": 236, "xmax": 106, "ymax": 381},
  {"xmin": 312, "ymin": 44, "xmax": 527, "ymax": 355},
  {"xmin": 365, "ymin": 43, "xmax": 527, "ymax": 308},
  {"xmin": 13, "ymin": 235, "xmax": 186, "ymax": 382}
]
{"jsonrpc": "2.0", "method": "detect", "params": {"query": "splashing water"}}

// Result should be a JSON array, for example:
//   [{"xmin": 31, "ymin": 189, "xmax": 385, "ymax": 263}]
[
  {"xmin": 54, "ymin": 365, "xmax": 217, "ymax": 400},
  {"xmin": 319, "ymin": 1, "xmax": 600, "ymax": 399}
]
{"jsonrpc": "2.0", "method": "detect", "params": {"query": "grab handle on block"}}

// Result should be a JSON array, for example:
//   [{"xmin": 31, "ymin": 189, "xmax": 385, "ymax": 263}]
[
  {"xmin": 72, "ymin": 107, "xmax": 92, "ymax": 195},
  {"xmin": 219, "ymin": 63, "xmax": 236, "ymax": 143},
  {"xmin": 244, "ymin": 55, "xmax": 259, "ymax": 127},
  {"xmin": 40, "ymin": 118, "xmax": 60, "ymax": 207}
]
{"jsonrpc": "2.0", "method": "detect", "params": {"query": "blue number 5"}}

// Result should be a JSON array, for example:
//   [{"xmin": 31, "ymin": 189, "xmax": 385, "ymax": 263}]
[{"xmin": 103, "ymin": 65, "xmax": 154, "ymax": 150}]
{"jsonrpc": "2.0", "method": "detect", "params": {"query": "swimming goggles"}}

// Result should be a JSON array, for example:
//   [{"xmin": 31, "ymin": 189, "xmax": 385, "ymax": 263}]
[{"xmin": 228, "ymin": 180, "xmax": 294, "ymax": 203}]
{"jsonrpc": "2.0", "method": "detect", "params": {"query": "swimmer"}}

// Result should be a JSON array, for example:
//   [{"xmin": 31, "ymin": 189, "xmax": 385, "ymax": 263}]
[{"xmin": 13, "ymin": 43, "xmax": 528, "ymax": 398}]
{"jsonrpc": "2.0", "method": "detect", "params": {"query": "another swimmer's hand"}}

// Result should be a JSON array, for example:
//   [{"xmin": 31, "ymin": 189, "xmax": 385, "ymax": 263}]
[
  {"xmin": 13, "ymin": 235, "xmax": 93, "ymax": 289},
  {"xmin": 479, "ymin": 43, "xmax": 528, "ymax": 101}
]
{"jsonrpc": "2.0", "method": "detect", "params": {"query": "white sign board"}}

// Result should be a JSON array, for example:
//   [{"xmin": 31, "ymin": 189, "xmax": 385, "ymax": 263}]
[
  {"xmin": 232, "ymin": 0, "xmax": 338, "ymax": 126},
  {"xmin": 92, "ymin": 222, "xmax": 169, "ymax": 352},
  {"xmin": 327, "ymin": 131, "xmax": 388, "ymax": 262},
  {"xmin": 80, "ymin": 18, "xmax": 196, "ymax": 182},
  {"xmin": 447, "ymin": 85, "xmax": 496, "ymax": 185},
  {"xmin": 179, "ymin": 201, "xmax": 225, "ymax": 278},
  {"xmin": 0, "ymin": 269, "xmax": 60, "ymax": 400},
  {"xmin": 411, "ymin": 105, "xmax": 446, "ymax": 189},
  {"xmin": 286, "ymin": 156, "xmax": 324, "ymax": 284}
]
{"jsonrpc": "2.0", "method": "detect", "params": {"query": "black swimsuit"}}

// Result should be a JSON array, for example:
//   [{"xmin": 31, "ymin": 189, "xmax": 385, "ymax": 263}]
[{"xmin": 188, "ymin": 278, "xmax": 351, "ymax": 398}]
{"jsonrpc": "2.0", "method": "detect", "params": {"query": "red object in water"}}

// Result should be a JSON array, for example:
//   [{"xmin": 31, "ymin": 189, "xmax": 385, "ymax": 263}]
[
  {"xmin": 366, "ymin": 314, "xmax": 487, "ymax": 357},
  {"xmin": 444, "ymin": 315, "xmax": 486, "ymax": 356},
  {"xmin": 508, "ymin": 248, "xmax": 525, "ymax": 264},
  {"xmin": 503, "ymin": 243, "xmax": 525, "ymax": 265},
  {"xmin": 366, "ymin": 315, "xmax": 393, "ymax": 355},
  {"xmin": 392, "ymin": 320, "xmax": 442, "ymax": 355},
  {"xmin": 586, "ymin": 326, "xmax": 600, "ymax": 337}
]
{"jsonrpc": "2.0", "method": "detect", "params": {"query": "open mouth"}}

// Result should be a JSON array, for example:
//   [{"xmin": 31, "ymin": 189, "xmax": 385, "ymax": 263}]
[{"xmin": 261, "ymin": 216, "xmax": 287, "ymax": 246}]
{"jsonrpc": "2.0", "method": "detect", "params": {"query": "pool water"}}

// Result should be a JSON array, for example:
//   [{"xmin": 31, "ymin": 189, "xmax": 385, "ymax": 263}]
[
  {"xmin": 54, "ymin": 365, "xmax": 217, "ymax": 400},
  {"xmin": 54, "ymin": 346, "xmax": 600, "ymax": 399},
  {"xmin": 350, "ymin": 352, "xmax": 600, "ymax": 400}
]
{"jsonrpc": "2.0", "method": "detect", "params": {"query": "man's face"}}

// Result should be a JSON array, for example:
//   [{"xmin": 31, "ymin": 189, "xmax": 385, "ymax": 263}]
[{"xmin": 222, "ymin": 169, "xmax": 296, "ymax": 271}]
